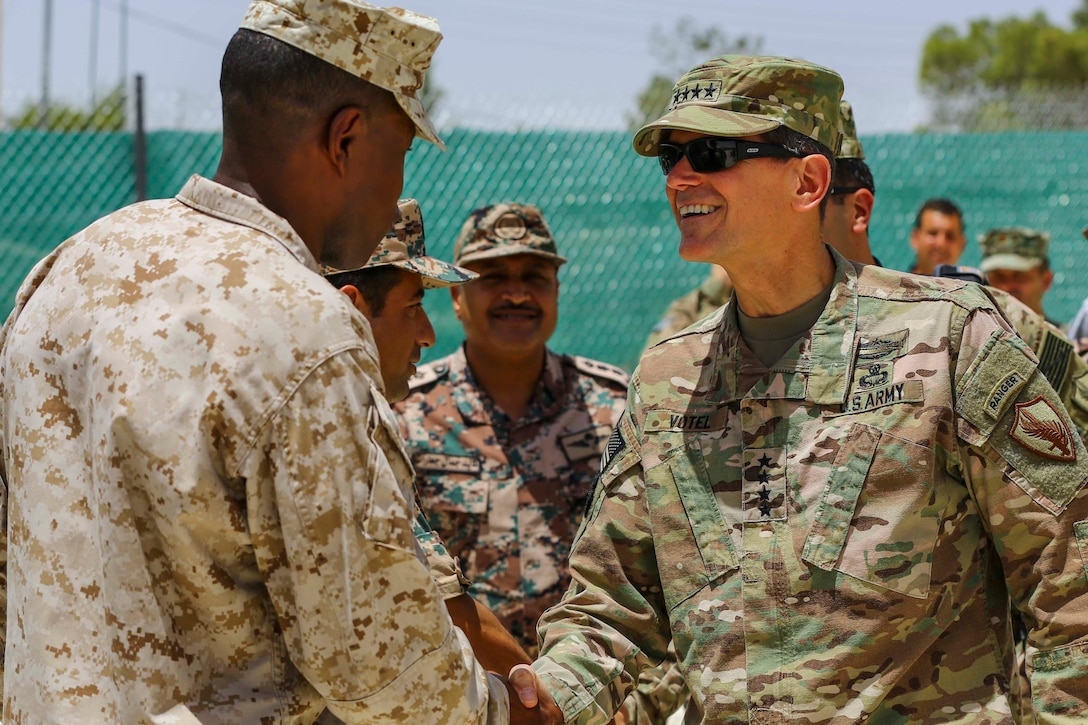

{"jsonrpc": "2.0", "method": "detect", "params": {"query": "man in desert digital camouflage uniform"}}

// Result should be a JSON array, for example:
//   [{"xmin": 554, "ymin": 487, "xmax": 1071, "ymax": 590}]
[
  {"xmin": 395, "ymin": 202, "xmax": 630, "ymax": 656},
  {"xmin": 0, "ymin": 2, "xmax": 539, "ymax": 722},
  {"xmin": 529, "ymin": 55, "xmax": 1088, "ymax": 723}
]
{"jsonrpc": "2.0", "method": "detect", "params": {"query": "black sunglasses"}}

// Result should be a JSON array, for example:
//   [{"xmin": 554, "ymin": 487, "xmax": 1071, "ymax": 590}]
[{"xmin": 658, "ymin": 137, "xmax": 801, "ymax": 175}]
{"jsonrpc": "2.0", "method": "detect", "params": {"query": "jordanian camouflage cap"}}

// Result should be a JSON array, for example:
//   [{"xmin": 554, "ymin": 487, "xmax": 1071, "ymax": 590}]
[
  {"xmin": 633, "ymin": 55, "xmax": 844, "ymax": 158},
  {"xmin": 837, "ymin": 100, "xmax": 864, "ymax": 160},
  {"xmin": 325, "ymin": 199, "xmax": 477, "ymax": 288},
  {"xmin": 241, "ymin": 0, "xmax": 446, "ymax": 150},
  {"xmin": 979, "ymin": 227, "xmax": 1051, "ymax": 273},
  {"xmin": 453, "ymin": 203, "xmax": 568, "ymax": 266}
]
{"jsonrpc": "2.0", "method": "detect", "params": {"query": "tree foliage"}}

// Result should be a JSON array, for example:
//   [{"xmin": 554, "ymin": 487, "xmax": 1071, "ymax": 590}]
[
  {"xmin": 626, "ymin": 19, "xmax": 762, "ymax": 131},
  {"xmin": 9, "ymin": 84, "xmax": 127, "ymax": 132},
  {"xmin": 918, "ymin": 2, "xmax": 1088, "ymax": 131}
]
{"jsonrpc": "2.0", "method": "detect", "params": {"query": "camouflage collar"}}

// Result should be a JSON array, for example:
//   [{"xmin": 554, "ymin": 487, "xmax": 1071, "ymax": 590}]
[
  {"xmin": 175, "ymin": 175, "xmax": 317, "ymax": 272},
  {"xmin": 447, "ymin": 344, "xmax": 567, "ymax": 425},
  {"xmin": 718, "ymin": 246, "xmax": 856, "ymax": 405}
]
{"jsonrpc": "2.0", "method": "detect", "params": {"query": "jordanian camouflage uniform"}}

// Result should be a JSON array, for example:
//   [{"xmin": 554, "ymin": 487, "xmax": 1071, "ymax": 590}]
[
  {"xmin": 535, "ymin": 250, "xmax": 1088, "ymax": 723},
  {"xmin": 0, "ymin": 175, "xmax": 506, "ymax": 723},
  {"xmin": 396, "ymin": 345, "xmax": 628, "ymax": 655}
]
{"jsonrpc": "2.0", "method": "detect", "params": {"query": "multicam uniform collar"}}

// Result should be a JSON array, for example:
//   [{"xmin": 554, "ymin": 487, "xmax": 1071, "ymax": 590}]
[{"xmin": 717, "ymin": 246, "xmax": 858, "ymax": 406}]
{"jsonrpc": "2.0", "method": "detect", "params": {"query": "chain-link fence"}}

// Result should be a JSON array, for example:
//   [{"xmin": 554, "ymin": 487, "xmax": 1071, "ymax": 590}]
[{"xmin": 2, "ymin": 88, "xmax": 1088, "ymax": 372}]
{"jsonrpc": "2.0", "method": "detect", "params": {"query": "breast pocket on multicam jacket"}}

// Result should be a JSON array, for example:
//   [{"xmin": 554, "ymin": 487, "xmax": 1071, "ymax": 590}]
[
  {"xmin": 646, "ymin": 437, "xmax": 741, "ymax": 612},
  {"xmin": 801, "ymin": 422, "xmax": 940, "ymax": 599}
]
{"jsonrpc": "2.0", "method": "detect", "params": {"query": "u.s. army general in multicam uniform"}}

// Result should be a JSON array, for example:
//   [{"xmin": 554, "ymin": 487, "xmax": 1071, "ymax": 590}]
[
  {"xmin": 531, "ymin": 55, "xmax": 1088, "ymax": 723},
  {"xmin": 395, "ymin": 203, "xmax": 630, "ymax": 655},
  {"xmin": 0, "ymin": 1, "xmax": 515, "ymax": 723}
]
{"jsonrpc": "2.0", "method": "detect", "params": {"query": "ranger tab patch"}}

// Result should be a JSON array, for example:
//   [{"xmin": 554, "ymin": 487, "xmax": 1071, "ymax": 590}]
[{"xmin": 1010, "ymin": 396, "xmax": 1077, "ymax": 462}]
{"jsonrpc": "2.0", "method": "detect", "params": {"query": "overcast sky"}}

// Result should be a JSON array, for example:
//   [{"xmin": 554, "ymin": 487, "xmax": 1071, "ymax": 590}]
[{"xmin": 2, "ymin": 0, "xmax": 1084, "ymax": 132}]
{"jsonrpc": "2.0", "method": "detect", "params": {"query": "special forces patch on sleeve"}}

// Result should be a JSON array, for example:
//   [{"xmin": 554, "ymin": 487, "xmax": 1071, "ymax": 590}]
[
  {"xmin": 958, "ymin": 330, "xmax": 1088, "ymax": 512},
  {"xmin": 1009, "ymin": 396, "xmax": 1077, "ymax": 462}
]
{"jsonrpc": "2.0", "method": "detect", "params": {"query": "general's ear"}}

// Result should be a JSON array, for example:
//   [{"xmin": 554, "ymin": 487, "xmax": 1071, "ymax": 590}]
[{"xmin": 793, "ymin": 154, "xmax": 832, "ymax": 214}]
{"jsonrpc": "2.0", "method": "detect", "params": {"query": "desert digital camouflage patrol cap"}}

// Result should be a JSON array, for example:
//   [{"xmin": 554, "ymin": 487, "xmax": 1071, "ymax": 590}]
[
  {"xmin": 241, "ymin": 0, "xmax": 446, "ymax": 150},
  {"xmin": 453, "ymin": 203, "xmax": 568, "ymax": 266},
  {"xmin": 837, "ymin": 100, "xmax": 864, "ymax": 160},
  {"xmin": 979, "ymin": 227, "xmax": 1050, "ymax": 273},
  {"xmin": 325, "ymin": 199, "xmax": 477, "ymax": 288},
  {"xmin": 633, "ymin": 55, "xmax": 844, "ymax": 158}
]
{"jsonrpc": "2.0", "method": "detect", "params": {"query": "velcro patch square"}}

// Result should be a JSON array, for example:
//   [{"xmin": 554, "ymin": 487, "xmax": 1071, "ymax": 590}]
[{"xmin": 1010, "ymin": 396, "xmax": 1077, "ymax": 462}]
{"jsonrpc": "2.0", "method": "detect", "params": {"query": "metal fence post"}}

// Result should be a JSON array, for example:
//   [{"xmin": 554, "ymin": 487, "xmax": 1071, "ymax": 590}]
[{"xmin": 134, "ymin": 74, "xmax": 147, "ymax": 202}]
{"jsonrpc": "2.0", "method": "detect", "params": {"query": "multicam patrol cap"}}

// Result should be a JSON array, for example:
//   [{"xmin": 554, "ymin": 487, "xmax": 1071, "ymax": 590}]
[
  {"xmin": 453, "ymin": 203, "xmax": 568, "ymax": 267},
  {"xmin": 325, "ymin": 199, "xmax": 477, "ymax": 288},
  {"xmin": 633, "ymin": 55, "xmax": 844, "ymax": 158},
  {"xmin": 837, "ymin": 100, "xmax": 864, "ymax": 160},
  {"xmin": 979, "ymin": 227, "xmax": 1051, "ymax": 273},
  {"xmin": 241, "ymin": 0, "xmax": 446, "ymax": 150}
]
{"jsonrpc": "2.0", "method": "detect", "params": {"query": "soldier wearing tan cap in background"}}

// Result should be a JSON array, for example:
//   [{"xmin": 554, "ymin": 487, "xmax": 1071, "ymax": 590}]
[
  {"xmin": 979, "ymin": 227, "xmax": 1057, "ymax": 323},
  {"xmin": 525, "ymin": 55, "xmax": 1088, "ymax": 723},
  {"xmin": 0, "ymin": 1, "xmax": 548, "ymax": 722},
  {"xmin": 395, "ymin": 202, "xmax": 629, "ymax": 660}
]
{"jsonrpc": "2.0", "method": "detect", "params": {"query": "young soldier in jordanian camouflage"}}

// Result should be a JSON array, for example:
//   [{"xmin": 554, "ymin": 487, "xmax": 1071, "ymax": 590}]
[
  {"xmin": 526, "ymin": 56, "xmax": 1088, "ymax": 723},
  {"xmin": 322, "ymin": 198, "xmax": 532, "ymax": 678}
]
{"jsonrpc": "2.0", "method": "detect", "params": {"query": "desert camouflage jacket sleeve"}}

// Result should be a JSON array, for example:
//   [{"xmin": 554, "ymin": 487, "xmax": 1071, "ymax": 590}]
[{"xmin": 0, "ymin": 176, "xmax": 507, "ymax": 724}]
